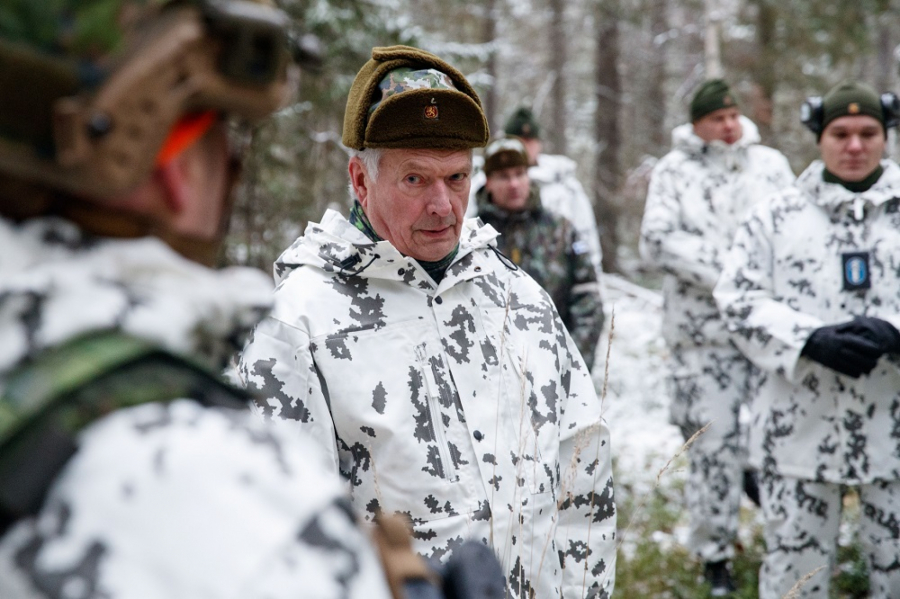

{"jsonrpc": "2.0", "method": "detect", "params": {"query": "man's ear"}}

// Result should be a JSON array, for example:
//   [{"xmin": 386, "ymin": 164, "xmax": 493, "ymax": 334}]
[
  {"xmin": 156, "ymin": 156, "xmax": 191, "ymax": 214},
  {"xmin": 348, "ymin": 157, "xmax": 370, "ymax": 207}
]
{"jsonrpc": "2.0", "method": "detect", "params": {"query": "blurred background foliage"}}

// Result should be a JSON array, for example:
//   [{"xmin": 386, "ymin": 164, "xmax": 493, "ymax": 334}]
[{"xmin": 225, "ymin": 0, "xmax": 900, "ymax": 275}]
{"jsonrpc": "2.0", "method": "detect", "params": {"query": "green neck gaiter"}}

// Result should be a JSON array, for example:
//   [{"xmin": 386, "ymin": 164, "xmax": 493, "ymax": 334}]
[
  {"xmin": 349, "ymin": 200, "xmax": 383, "ymax": 242},
  {"xmin": 823, "ymin": 164, "xmax": 884, "ymax": 193}
]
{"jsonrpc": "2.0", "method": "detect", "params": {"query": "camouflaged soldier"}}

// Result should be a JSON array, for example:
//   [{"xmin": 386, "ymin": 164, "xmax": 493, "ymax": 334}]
[
  {"xmin": 240, "ymin": 46, "xmax": 617, "ymax": 599},
  {"xmin": 466, "ymin": 107, "xmax": 604, "ymax": 278},
  {"xmin": 639, "ymin": 79, "xmax": 795, "ymax": 595},
  {"xmin": 715, "ymin": 80, "xmax": 900, "ymax": 599},
  {"xmin": 0, "ymin": 2, "xmax": 392, "ymax": 598},
  {"xmin": 474, "ymin": 136, "xmax": 604, "ymax": 370}
]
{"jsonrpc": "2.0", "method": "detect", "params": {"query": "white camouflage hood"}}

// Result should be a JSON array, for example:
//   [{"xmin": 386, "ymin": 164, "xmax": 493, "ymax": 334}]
[
  {"xmin": 272, "ymin": 209, "xmax": 500, "ymax": 285},
  {"xmin": 0, "ymin": 217, "xmax": 273, "ymax": 378},
  {"xmin": 671, "ymin": 114, "xmax": 762, "ymax": 158},
  {"xmin": 795, "ymin": 159, "xmax": 900, "ymax": 211}
]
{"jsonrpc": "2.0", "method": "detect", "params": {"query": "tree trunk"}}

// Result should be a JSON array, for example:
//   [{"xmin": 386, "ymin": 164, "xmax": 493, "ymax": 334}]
[
  {"xmin": 548, "ymin": 0, "xmax": 567, "ymax": 154},
  {"xmin": 481, "ymin": 0, "xmax": 499, "ymax": 134},
  {"xmin": 647, "ymin": 0, "xmax": 668, "ymax": 151},
  {"xmin": 751, "ymin": 0, "xmax": 777, "ymax": 143},
  {"xmin": 703, "ymin": 0, "xmax": 723, "ymax": 79},
  {"xmin": 594, "ymin": 0, "xmax": 622, "ymax": 274}
]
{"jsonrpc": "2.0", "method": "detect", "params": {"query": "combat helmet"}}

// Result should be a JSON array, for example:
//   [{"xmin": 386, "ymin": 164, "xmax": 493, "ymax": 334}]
[{"xmin": 0, "ymin": 0, "xmax": 298, "ymax": 214}]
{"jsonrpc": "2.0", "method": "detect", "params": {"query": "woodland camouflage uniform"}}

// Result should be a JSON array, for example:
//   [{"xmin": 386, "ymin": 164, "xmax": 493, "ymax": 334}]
[{"xmin": 475, "ymin": 181, "xmax": 604, "ymax": 369}]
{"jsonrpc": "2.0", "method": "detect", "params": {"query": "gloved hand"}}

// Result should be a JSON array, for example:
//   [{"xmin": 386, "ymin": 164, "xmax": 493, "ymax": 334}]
[
  {"xmin": 801, "ymin": 321, "xmax": 884, "ymax": 378},
  {"xmin": 840, "ymin": 316, "xmax": 900, "ymax": 354}
]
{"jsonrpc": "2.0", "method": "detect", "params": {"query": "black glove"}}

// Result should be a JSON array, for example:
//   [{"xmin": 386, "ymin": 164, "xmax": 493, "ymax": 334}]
[
  {"xmin": 801, "ymin": 321, "xmax": 884, "ymax": 378},
  {"xmin": 840, "ymin": 316, "xmax": 900, "ymax": 354}
]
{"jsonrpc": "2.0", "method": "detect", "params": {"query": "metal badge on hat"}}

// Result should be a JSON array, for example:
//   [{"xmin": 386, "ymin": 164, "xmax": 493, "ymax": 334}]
[
  {"xmin": 723, "ymin": 95, "xmax": 733, "ymax": 106},
  {"xmin": 424, "ymin": 97, "xmax": 439, "ymax": 120},
  {"xmin": 848, "ymin": 102, "xmax": 860, "ymax": 114}
]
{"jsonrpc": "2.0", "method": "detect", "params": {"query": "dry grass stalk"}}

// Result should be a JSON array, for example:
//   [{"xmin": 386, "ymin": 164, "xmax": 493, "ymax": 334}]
[
  {"xmin": 616, "ymin": 421, "xmax": 711, "ymax": 551},
  {"xmin": 781, "ymin": 566, "xmax": 825, "ymax": 599}
]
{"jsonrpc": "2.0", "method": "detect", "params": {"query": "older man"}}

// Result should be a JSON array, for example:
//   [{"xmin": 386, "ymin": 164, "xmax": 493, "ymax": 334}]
[
  {"xmin": 640, "ymin": 79, "xmax": 794, "ymax": 595},
  {"xmin": 474, "ymin": 136, "xmax": 604, "ymax": 370},
  {"xmin": 240, "ymin": 46, "xmax": 616, "ymax": 599},
  {"xmin": 0, "ymin": 2, "xmax": 391, "ymax": 597},
  {"xmin": 715, "ymin": 80, "xmax": 900, "ymax": 599}
]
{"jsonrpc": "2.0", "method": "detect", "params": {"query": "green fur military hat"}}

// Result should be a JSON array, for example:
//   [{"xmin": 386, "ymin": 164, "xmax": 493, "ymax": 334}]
[
  {"xmin": 342, "ymin": 45, "xmax": 489, "ymax": 150},
  {"xmin": 690, "ymin": 79, "xmax": 738, "ymax": 122},
  {"xmin": 503, "ymin": 107, "xmax": 540, "ymax": 140},
  {"xmin": 483, "ymin": 136, "xmax": 529, "ymax": 176}
]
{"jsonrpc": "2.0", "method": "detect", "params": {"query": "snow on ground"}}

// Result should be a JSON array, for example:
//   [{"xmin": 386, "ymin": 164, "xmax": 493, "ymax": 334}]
[{"xmin": 593, "ymin": 274, "xmax": 685, "ymax": 495}]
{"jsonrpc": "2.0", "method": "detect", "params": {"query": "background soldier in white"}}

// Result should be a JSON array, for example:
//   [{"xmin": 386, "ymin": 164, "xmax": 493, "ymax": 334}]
[
  {"xmin": 715, "ymin": 80, "xmax": 900, "ymax": 599},
  {"xmin": 640, "ymin": 79, "xmax": 795, "ymax": 595},
  {"xmin": 0, "ymin": 2, "xmax": 391, "ymax": 598},
  {"xmin": 240, "ymin": 46, "xmax": 616, "ymax": 599}
]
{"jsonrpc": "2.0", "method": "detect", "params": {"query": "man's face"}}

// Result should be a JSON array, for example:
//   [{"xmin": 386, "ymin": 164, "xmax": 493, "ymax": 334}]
[
  {"xmin": 351, "ymin": 148, "xmax": 471, "ymax": 262},
  {"xmin": 485, "ymin": 165, "xmax": 530, "ymax": 212},
  {"xmin": 692, "ymin": 106, "xmax": 743, "ymax": 145},
  {"xmin": 819, "ymin": 115, "xmax": 885, "ymax": 182}
]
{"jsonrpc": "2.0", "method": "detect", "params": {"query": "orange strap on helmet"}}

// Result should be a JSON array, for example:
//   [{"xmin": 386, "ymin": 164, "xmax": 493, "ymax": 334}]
[{"xmin": 155, "ymin": 111, "xmax": 218, "ymax": 167}]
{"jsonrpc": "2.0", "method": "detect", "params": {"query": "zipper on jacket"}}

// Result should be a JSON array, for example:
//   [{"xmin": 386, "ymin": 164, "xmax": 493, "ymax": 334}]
[{"xmin": 415, "ymin": 344, "xmax": 457, "ymax": 482}]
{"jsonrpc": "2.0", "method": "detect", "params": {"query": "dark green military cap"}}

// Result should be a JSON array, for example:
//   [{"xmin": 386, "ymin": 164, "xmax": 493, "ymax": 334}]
[
  {"xmin": 342, "ymin": 45, "xmax": 489, "ymax": 150},
  {"xmin": 483, "ymin": 136, "xmax": 528, "ymax": 176},
  {"xmin": 822, "ymin": 80, "xmax": 884, "ymax": 133},
  {"xmin": 690, "ymin": 79, "xmax": 738, "ymax": 122},
  {"xmin": 503, "ymin": 106, "xmax": 540, "ymax": 140}
]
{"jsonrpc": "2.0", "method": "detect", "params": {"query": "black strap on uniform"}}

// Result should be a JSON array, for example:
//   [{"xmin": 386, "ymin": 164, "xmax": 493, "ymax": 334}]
[{"xmin": 0, "ymin": 331, "xmax": 252, "ymax": 536}]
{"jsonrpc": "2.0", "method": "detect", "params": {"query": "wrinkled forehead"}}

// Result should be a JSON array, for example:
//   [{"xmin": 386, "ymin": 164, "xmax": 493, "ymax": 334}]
[{"xmin": 382, "ymin": 147, "xmax": 473, "ymax": 171}]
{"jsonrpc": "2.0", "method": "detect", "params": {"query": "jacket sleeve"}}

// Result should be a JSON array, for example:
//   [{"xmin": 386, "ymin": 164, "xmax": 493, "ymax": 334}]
[
  {"xmin": 238, "ymin": 314, "xmax": 341, "ymax": 474},
  {"xmin": 555, "ymin": 337, "xmax": 616, "ymax": 598},
  {"xmin": 640, "ymin": 161, "xmax": 722, "ymax": 291},
  {"xmin": 564, "ymin": 225, "xmax": 605, "ymax": 370},
  {"xmin": 713, "ymin": 204, "xmax": 823, "ymax": 383}
]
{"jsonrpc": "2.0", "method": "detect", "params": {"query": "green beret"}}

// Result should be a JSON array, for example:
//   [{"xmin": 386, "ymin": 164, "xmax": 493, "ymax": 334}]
[
  {"xmin": 503, "ymin": 107, "xmax": 540, "ymax": 139},
  {"xmin": 690, "ymin": 79, "xmax": 738, "ymax": 122},
  {"xmin": 483, "ymin": 136, "xmax": 529, "ymax": 176},
  {"xmin": 342, "ymin": 45, "xmax": 489, "ymax": 150},
  {"xmin": 822, "ymin": 80, "xmax": 884, "ymax": 132}
]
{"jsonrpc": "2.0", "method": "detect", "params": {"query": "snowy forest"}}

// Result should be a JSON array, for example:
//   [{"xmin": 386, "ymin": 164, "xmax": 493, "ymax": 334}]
[
  {"xmin": 220, "ymin": 1, "xmax": 900, "ymax": 596},
  {"xmin": 224, "ymin": 0, "xmax": 900, "ymax": 279}
]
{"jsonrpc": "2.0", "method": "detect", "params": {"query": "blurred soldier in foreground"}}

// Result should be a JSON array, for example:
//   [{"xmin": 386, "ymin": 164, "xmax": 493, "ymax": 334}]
[
  {"xmin": 474, "ymin": 136, "xmax": 604, "ymax": 369},
  {"xmin": 240, "ymin": 45, "xmax": 617, "ymax": 599},
  {"xmin": 0, "ymin": 1, "xmax": 392, "ymax": 597},
  {"xmin": 640, "ymin": 79, "xmax": 794, "ymax": 595},
  {"xmin": 715, "ymin": 80, "xmax": 900, "ymax": 599}
]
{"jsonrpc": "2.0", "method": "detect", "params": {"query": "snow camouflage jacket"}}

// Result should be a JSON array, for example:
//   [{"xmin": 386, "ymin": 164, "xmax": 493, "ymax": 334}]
[
  {"xmin": 239, "ymin": 210, "xmax": 617, "ymax": 599},
  {"xmin": 714, "ymin": 160, "xmax": 900, "ymax": 484},
  {"xmin": 474, "ymin": 182, "xmax": 604, "ymax": 369},
  {"xmin": 640, "ymin": 117, "xmax": 795, "ymax": 348},
  {"xmin": 0, "ymin": 216, "xmax": 391, "ymax": 599},
  {"xmin": 466, "ymin": 153, "xmax": 604, "ymax": 276}
]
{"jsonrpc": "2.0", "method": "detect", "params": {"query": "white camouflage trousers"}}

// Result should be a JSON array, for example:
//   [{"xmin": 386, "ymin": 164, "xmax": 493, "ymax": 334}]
[
  {"xmin": 668, "ymin": 344, "xmax": 751, "ymax": 562},
  {"xmin": 759, "ymin": 473, "xmax": 900, "ymax": 599}
]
